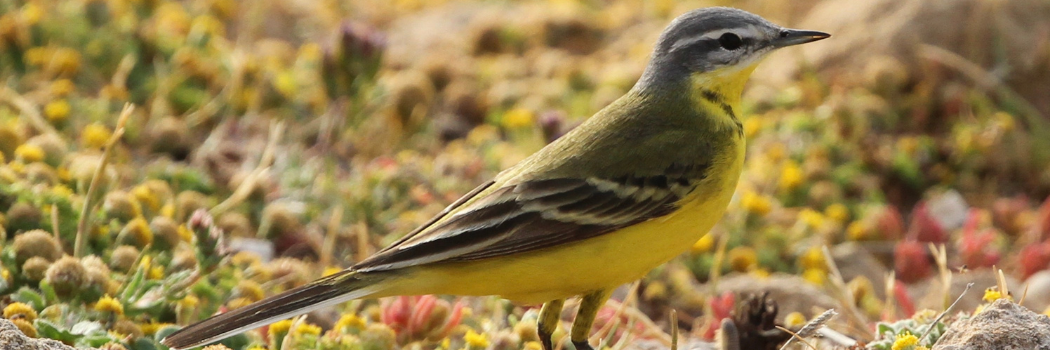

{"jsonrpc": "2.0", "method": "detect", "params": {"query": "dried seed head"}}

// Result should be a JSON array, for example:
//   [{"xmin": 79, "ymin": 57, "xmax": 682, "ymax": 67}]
[
  {"xmin": 21, "ymin": 256, "xmax": 51, "ymax": 281},
  {"xmin": 103, "ymin": 191, "xmax": 141, "ymax": 223},
  {"xmin": 13, "ymin": 229, "xmax": 62, "ymax": 265},
  {"xmin": 45, "ymin": 255, "xmax": 86, "ymax": 298},
  {"xmin": 149, "ymin": 216, "xmax": 181, "ymax": 250},
  {"xmin": 109, "ymin": 245, "xmax": 140, "ymax": 272}
]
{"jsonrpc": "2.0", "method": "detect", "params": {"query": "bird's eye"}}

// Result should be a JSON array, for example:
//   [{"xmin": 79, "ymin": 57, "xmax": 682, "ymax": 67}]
[{"xmin": 718, "ymin": 33, "xmax": 743, "ymax": 50}]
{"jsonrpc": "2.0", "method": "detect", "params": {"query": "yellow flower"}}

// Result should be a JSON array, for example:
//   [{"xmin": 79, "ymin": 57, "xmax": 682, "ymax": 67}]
[
  {"xmin": 49, "ymin": 48, "xmax": 82, "ymax": 76},
  {"xmin": 464, "ymin": 329, "xmax": 490, "ymax": 349},
  {"xmin": 12, "ymin": 318, "xmax": 36, "ymax": 337},
  {"xmin": 742, "ymin": 117, "xmax": 763, "ymax": 138},
  {"xmin": 802, "ymin": 268, "xmax": 825, "ymax": 285},
  {"xmin": 50, "ymin": 79, "xmax": 75, "ymax": 96},
  {"xmin": 202, "ymin": 345, "xmax": 233, "ymax": 350},
  {"xmin": 295, "ymin": 323, "xmax": 322, "ymax": 336},
  {"xmin": 132, "ymin": 184, "xmax": 161, "ymax": 212},
  {"xmin": 799, "ymin": 246, "xmax": 826, "ymax": 271},
  {"xmin": 51, "ymin": 184, "xmax": 73, "ymax": 198},
  {"xmin": 994, "ymin": 112, "xmax": 1015, "ymax": 132},
  {"xmin": 741, "ymin": 191, "xmax": 772, "ymax": 216},
  {"xmin": 177, "ymin": 224, "xmax": 193, "ymax": 242},
  {"xmin": 798, "ymin": 208, "xmax": 824, "ymax": 229},
  {"xmin": 148, "ymin": 265, "xmax": 165, "ymax": 280},
  {"xmin": 269, "ymin": 320, "xmax": 293, "ymax": 337},
  {"xmin": 298, "ymin": 43, "xmax": 322, "ymax": 62},
  {"xmin": 727, "ymin": 246, "xmax": 758, "ymax": 272},
  {"xmin": 982, "ymin": 288, "xmax": 1010, "ymax": 302},
  {"xmin": 825, "ymin": 203, "xmax": 850, "ymax": 223},
  {"xmin": 161, "ymin": 203, "xmax": 176, "ymax": 218},
  {"xmin": 501, "ymin": 108, "xmax": 535, "ymax": 129},
  {"xmin": 784, "ymin": 312, "xmax": 806, "ymax": 328},
  {"xmin": 140, "ymin": 321, "xmax": 173, "ymax": 336},
  {"xmin": 891, "ymin": 331, "xmax": 919, "ymax": 350},
  {"xmin": 3, "ymin": 302, "xmax": 38, "ymax": 321},
  {"xmin": 226, "ymin": 297, "xmax": 252, "ymax": 310},
  {"xmin": 846, "ymin": 221, "xmax": 870, "ymax": 241},
  {"xmin": 94, "ymin": 295, "xmax": 124, "ymax": 315},
  {"xmin": 690, "ymin": 233, "xmax": 714, "ymax": 254},
  {"xmin": 191, "ymin": 14, "xmax": 225, "ymax": 37},
  {"xmin": 14, "ymin": 144, "xmax": 45, "ymax": 163},
  {"xmin": 233, "ymin": 281, "xmax": 265, "ymax": 302},
  {"xmin": 179, "ymin": 294, "xmax": 199, "ymax": 309},
  {"xmin": 334, "ymin": 314, "xmax": 366, "ymax": 332},
  {"xmin": 323, "ymin": 266, "xmax": 342, "ymax": 277},
  {"xmin": 20, "ymin": 3, "xmax": 43, "ymax": 25},
  {"xmin": 523, "ymin": 341, "xmax": 544, "ymax": 350},
  {"xmin": 273, "ymin": 70, "xmax": 297, "ymax": 98},
  {"xmin": 778, "ymin": 160, "xmax": 804, "ymax": 191},
  {"xmin": 81, "ymin": 123, "xmax": 112, "ymax": 149},
  {"xmin": 44, "ymin": 100, "xmax": 70, "ymax": 123},
  {"xmin": 897, "ymin": 136, "xmax": 919, "ymax": 155},
  {"xmin": 748, "ymin": 268, "xmax": 770, "ymax": 279},
  {"xmin": 24, "ymin": 47, "xmax": 50, "ymax": 66}
]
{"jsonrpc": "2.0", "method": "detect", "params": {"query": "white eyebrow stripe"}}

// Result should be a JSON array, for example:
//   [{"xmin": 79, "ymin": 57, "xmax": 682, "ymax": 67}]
[{"xmin": 669, "ymin": 25, "xmax": 762, "ymax": 51}]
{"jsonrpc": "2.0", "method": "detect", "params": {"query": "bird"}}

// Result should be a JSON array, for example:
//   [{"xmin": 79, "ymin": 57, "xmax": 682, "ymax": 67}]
[{"xmin": 161, "ymin": 7, "xmax": 828, "ymax": 350}]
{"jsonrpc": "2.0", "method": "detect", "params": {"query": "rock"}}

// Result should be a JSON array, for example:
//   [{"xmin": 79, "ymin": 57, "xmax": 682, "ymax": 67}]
[
  {"xmin": 926, "ymin": 190, "xmax": 968, "ymax": 231},
  {"xmin": 933, "ymin": 299, "xmax": 1050, "ymax": 350},
  {"xmin": 0, "ymin": 319, "xmax": 80, "ymax": 350}
]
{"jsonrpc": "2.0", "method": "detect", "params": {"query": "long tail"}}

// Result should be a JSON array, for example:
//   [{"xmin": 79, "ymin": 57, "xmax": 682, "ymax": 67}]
[{"xmin": 161, "ymin": 270, "xmax": 382, "ymax": 350}]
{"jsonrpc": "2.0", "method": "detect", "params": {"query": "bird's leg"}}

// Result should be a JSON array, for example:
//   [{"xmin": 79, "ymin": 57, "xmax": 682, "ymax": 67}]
[
  {"xmin": 538, "ymin": 299, "xmax": 565, "ymax": 350},
  {"xmin": 570, "ymin": 289, "xmax": 612, "ymax": 350}
]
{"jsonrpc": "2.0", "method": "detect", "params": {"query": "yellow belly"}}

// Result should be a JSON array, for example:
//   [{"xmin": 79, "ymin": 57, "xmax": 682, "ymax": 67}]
[{"xmin": 383, "ymin": 144, "xmax": 744, "ymax": 304}]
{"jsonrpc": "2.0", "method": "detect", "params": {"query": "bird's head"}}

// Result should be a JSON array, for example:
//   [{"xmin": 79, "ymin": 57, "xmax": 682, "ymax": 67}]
[{"xmin": 638, "ymin": 7, "xmax": 829, "ymax": 102}]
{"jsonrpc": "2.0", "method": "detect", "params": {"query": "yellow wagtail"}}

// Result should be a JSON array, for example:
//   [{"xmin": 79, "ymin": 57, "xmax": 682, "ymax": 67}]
[{"xmin": 162, "ymin": 7, "xmax": 828, "ymax": 350}]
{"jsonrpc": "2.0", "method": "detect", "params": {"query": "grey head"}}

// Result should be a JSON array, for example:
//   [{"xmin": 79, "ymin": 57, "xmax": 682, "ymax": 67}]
[{"xmin": 638, "ymin": 7, "xmax": 829, "ymax": 87}]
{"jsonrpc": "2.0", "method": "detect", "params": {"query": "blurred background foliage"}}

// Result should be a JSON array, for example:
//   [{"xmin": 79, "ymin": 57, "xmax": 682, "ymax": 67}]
[{"xmin": 1, "ymin": 0, "xmax": 1050, "ymax": 349}]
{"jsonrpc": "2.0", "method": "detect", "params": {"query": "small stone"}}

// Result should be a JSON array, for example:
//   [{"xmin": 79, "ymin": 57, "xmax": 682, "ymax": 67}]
[
  {"xmin": 926, "ymin": 190, "xmax": 968, "ymax": 231},
  {"xmin": 933, "ymin": 299, "xmax": 1050, "ymax": 350}
]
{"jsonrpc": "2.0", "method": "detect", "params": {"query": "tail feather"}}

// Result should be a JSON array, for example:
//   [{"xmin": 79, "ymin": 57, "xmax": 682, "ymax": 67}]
[{"xmin": 161, "ymin": 271, "xmax": 379, "ymax": 350}]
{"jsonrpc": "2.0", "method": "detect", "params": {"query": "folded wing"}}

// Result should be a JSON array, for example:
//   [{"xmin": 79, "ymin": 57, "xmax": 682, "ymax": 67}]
[{"xmin": 354, "ymin": 164, "xmax": 707, "ymax": 272}]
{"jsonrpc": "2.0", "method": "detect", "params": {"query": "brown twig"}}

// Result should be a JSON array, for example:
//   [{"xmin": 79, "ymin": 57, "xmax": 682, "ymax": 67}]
[
  {"xmin": 919, "ymin": 282, "xmax": 973, "ymax": 345},
  {"xmin": 74, "ymin": 103, "xmax": 134, "ymax": 257},
  {"xmin": 776, "ymin": 326, "xmax": 818, "ymax": 350},
  {"xmin": 669, "ymin": 309, "xmax": 679, "ymax": 350}
]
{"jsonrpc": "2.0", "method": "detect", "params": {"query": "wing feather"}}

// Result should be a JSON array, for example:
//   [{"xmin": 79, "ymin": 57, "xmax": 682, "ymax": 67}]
[{"xmin": 353, "ymin": 163, "xmax": 709, "ymax": 272}]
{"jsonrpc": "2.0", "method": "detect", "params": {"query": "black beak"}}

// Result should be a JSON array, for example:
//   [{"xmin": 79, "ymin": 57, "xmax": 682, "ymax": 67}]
[{"xmin": 772, "ymin": 29, "xmax": 831, "ymax": 48}]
